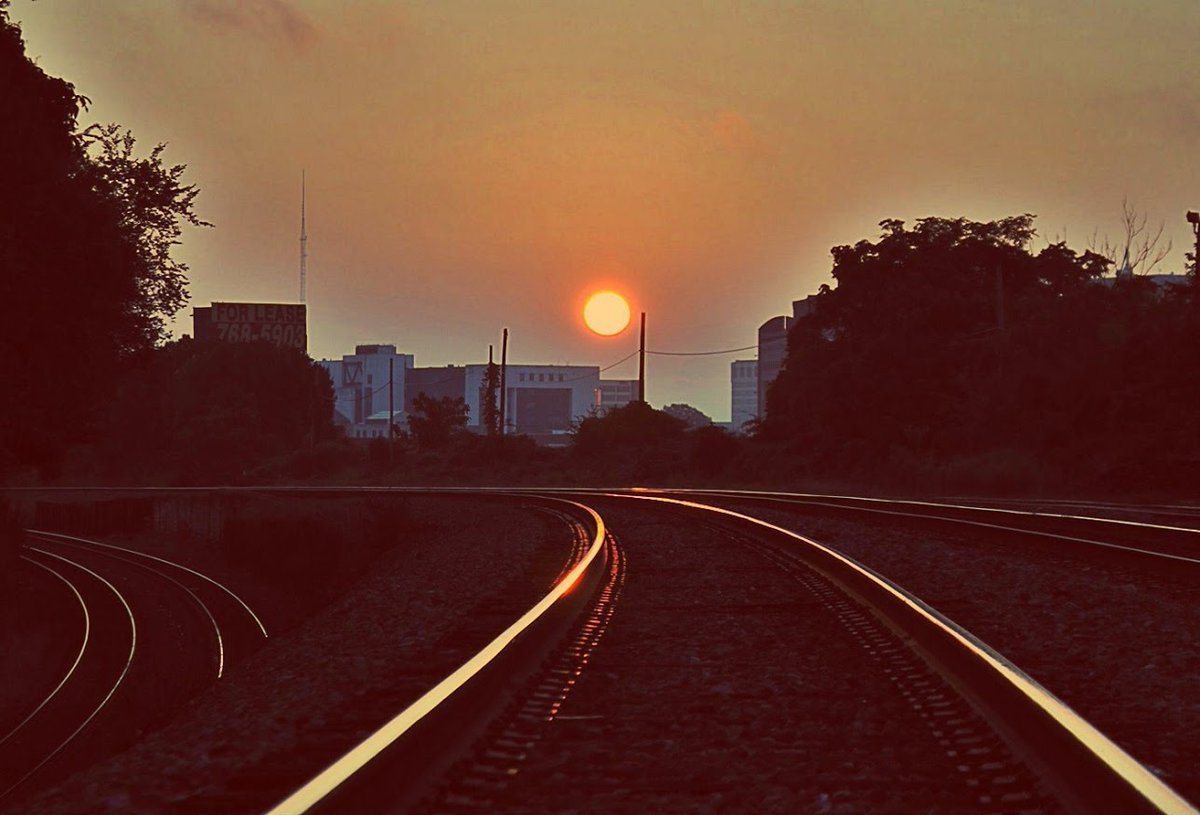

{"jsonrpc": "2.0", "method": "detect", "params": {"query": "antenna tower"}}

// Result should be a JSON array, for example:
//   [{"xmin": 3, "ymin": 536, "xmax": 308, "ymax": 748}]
[{"xmin": 299, "ymin": 170, "xmax": 308, "ymax": 302}]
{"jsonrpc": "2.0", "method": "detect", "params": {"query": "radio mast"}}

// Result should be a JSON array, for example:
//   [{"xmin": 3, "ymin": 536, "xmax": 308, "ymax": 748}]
[{"xmin": 299, "ymin": 170, "xmax": 308, "ymax": 303}]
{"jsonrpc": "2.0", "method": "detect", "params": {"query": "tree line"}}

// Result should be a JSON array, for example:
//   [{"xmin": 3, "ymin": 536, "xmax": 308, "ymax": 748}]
[{"xmin": 763, "ymin": 215, "xmax": 1199, "ymax": 494}]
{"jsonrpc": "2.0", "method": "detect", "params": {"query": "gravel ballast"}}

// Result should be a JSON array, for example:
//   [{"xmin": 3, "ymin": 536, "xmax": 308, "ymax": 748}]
[{"xmin": 499, "ymin": 502, "xmax": 1030, "ymax": 814}]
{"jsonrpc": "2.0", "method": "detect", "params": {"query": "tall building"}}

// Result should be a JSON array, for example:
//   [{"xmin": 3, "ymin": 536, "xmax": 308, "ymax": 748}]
[
  {"xmin": 599, "ymin": 379, "xmax": 638, "ymax": 413},
  {"xmin": 757, "ymin": 315, "xmax": 791, "ymax": 418},
  {"xmin": 730, "ymin": 359, "xmax": 758, "ymax": 432},
  {"xmin": 317, "ymin": 344, "xmax": 413, "ymax": 437}
]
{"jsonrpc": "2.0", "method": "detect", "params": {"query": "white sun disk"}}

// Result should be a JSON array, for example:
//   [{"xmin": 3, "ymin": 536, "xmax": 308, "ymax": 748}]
[{"xmin": 584, "ymin": 292, "xmax": 631, "ymax": 336}]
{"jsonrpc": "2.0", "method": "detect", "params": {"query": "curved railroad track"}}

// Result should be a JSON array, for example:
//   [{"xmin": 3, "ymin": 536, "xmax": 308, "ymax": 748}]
[
  {"xmin": 645, "ymin": 488, "xmax": 1200, "ymax": 567},
  {"xmin": 264, "ymin": 494, "xmax": 617, "ymax": 815},
  {"xmin": 0, "ymin": 546, "xmax": 137, "ymax": 801},
  {"xmin": 2, "ymin": 486, "xmax": 1195, "ymax": 813},
  {"xmin": 0, "ymin": 529, "xmax": 269, "ymax": 805},
  {"xmin": 27, "ymin": 529, "xmax": 269, "ymax": 676}
]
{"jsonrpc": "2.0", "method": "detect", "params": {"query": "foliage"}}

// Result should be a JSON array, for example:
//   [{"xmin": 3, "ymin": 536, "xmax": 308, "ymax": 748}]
[
  {"xmin": 479, "ymin": 359, "xmax": 500, "ymax": 435},
  {"xmin": 765, "ymin": 215, "xmax": 1200, "ymax": 495},
  {"xmin": 80, "ymin": 123, "xmax": 210, "ymax": 348},
  {"xmin": 662, "ymin": 402, "xmax": 713, "ymax": 429},
  {"xmin": 99, "ymin": 339, "xmax": 337, "ymax": 483},
  {"xmin": 408, "ymin": 393, "xmax": 470, "ymax": 448},
  {"xmin": 571, "ymin": 401, "xmax": 686, "ymax": 459},
  {"xmin": 0, "ymin": 8, "xmax": 206, "ymax": 478},
  {"xmin": 688, "ymin": 425, "xmax": 738, "ymax": 474}
]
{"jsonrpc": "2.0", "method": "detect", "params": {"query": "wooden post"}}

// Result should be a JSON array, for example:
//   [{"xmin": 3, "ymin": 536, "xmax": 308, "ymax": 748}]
[
  {"xmin": 638, "ymin": 312, "xmax": 646, "ymax": 404},
  {"xmin": 499, "ymin": 328, "xmax": 508, "ymax": 436}
]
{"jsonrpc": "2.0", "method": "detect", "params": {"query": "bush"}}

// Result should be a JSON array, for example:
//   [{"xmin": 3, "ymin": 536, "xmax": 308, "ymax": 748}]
[{"xmin": 688, "ymin": 426, "xmax": 739, "ymax": 476}]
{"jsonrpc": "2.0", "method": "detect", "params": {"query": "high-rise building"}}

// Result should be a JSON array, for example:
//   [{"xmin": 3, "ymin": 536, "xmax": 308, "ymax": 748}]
[
  {"xmin": 757, "ymin": 315, "xmax": 791, "ymax": 418},
  {"xmin": 730, "ymin": 359, "xmax": 758, "ymax": 432}
]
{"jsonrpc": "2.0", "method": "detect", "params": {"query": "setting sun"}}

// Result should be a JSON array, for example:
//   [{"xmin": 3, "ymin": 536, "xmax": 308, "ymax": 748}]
[{"xmin": 583, "ymin": 291, "xmax": 631, "ymax": 336}]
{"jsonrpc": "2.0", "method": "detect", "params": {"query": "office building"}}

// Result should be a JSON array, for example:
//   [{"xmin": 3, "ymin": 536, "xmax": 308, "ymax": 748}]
[
  {"xmin": 730, "ymin": 359, "xmax": 758, "ymax": 432},
  {"xmin": 317, "ymin": 344, "xmax": 413, "ymax": 438}
]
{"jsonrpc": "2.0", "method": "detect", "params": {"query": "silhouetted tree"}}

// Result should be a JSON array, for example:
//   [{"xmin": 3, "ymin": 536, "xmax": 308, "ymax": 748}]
[
  {"xmin": 0, "ymin": 5, "xmax": 206, "ymax": 479},
  {"xmin": 100, "ymin": 339, "xmax": 336, "ymax": 482},
  {"xmin": 408, "ymin": 394, "xmax": 470, "ymax": 448},
  {"xmin": 662, "ymin": 403, "xmax": 713, "ymax": 429},
  {"xmin": 688, "ymin": 425, "xmax": 738, "ymax": 475},
  {"xmin": 571, "ymin": 401, "xmax": 686, "ymax": 458},
  {"xmin": 480, "ymin": 359, "xmax": 500, "ymax": 435},
  {"xmin": 761, "ymin": 215, "xmax": 1187, "ymax": 493},
  {"xmin": 1089, "ymin": 199, "xmax": 1172, "ymax": 277}
]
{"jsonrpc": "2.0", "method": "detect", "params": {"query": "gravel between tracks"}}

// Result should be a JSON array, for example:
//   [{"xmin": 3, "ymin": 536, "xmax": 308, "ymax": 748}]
[
  {"xmin": 3, "ymin": 497, "xmax": 564, "ymax": 815},
  {"xmin": 728, "ymin": 501, "xmax": 1200, "ymax": 806},
  {"xmin": 500, "ymin": 502, "xmax": 1012, "ymax": 815}
]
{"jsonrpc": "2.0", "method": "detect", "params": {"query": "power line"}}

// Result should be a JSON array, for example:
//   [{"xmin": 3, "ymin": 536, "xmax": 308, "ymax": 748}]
[
  {"xmin": 646, "ymin": 344, "xmax": 757, "ymax": 357},
  {"xmin": 562, "ymin": 348, "xmax": 640, "ymax": 381}
]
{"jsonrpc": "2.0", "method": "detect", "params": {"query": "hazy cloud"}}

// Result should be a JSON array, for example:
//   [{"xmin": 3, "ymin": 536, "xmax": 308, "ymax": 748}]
[
  {"xmin": 709, "ymin": 110, "xmax": 770, "ymax": 155},
  {"xmin": 178, "ymin": 0, "xmax": 316, "ymax": 48}
]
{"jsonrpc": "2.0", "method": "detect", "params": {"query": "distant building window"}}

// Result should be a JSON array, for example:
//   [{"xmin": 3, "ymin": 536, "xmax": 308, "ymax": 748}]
[
  {"xmin": 558, "ymin": 374, "xmax": 564, "ymax": 382},
  {"xmin": 539, "ymin": 373, "xmax": 545, "ymax": 382},
  {"xmin": 519, "ymin": 373, "xmax": 526, "ymax": 382}
]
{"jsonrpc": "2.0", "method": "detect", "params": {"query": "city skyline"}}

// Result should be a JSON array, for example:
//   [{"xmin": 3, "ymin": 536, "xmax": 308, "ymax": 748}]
[{"xmin": 12, "ymin": 1, "xmax": 1200, "ymax": 420}]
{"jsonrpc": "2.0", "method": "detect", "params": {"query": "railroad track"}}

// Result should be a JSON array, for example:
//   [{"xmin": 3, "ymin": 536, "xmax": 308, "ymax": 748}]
[
  {"xmin": 0, "ymin": 530, "xmax": 268, "ymax": 804},
  {"xmin": 648, "ymin": 488, "xmax": 1200, "ymax": 567},
  {"xmin": 263, "ymin": 495, "xmax": 617, "ymax": 815},
  {"xmin": 3, "ymin": 487, "xmax": 1195, "ymax": 813},
  {"xmin": 26, "ymin": 530, "xmax": 269, "ymax": 676},
  {"xmin": 255, "ymin": 488, "xmax": 1193, "ymax": 814},
  {"xmin": 0, "ymin": 546, "xmax": 137, "ymax": 800}
]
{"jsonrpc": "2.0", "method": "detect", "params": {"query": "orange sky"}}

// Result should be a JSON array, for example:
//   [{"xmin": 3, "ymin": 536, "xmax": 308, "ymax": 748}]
[{"xmin": 13, "ymin": 1, "xmax": 1200, "ymax": 420}]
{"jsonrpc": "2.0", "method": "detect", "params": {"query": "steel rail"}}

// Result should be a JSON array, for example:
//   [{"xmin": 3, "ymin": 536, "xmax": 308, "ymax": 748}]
[
  {"xmin": 1, "ymin": 547, "xmax": 138, "ymax": 800},
  {"xmin": 263, "ymin": 496, "xmax": 608, "ymax": 815},
  {"xmin": 30, "ymin": 532, "xmax": 227, "ymax": 679},
  {"xmin": 28, "ymin": 529, "xmax": 268, "ymax": 639},
  {"xmin": 0, "ymin": 556, "xmax": 91, "ymax": 748},
  {"xmin": 602, "ymin": 492, "xmax": 1196, "ymax": 815},
  {"xmin": 948, "ymin": 496, "xmax": 1200, "ymax": 517},
  {"xmin": 651, "ymin": 488, "xmax": 1200, "ymax": 566},
  {"xmin": 653, "ymin": 488, "xmax": 1200, "ymax": 537}
]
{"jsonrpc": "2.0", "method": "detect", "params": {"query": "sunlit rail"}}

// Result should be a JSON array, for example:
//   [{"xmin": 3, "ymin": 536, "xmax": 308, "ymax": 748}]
[
  {"xmin": 29, "ymin": 529, "xmax": 268, "ymax": 639},
  {"xmin": 602, "ymin": 491, "xmax": 1197, "ymax": 815},
  {"xmin": 649, "ymin": 488, "xmax": 1200, "ymax": 566},
  {"xmin": 264, "ymin": 496, "xmax": 607, "ymax": 815},
  {"xmin": 28, "ymin": 532, "xmax": 231, "ymax": 676}
]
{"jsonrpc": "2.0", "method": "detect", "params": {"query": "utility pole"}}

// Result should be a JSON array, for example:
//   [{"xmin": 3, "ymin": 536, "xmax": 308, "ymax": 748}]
[
  {"xmin": 299, "ymin": 170, "xmax": 308, "ymax": 303},
  {"xmin": 487, "ymin": 344, "xmax": 496, "ymax": 436},
  {"xmin": 499, "ymin": 328, "xmax": 508, "ymax": 437},
  {"xmin": 638, "ymin": 312, "xmax": 646, "ymax": 404},
  {"xmin": 388, "ymin": 356, "xmax": 395, "ymax": 462},
  {"xmin": 1188, "ymin": 211, "xmax": 1200, "ymax": 274}
]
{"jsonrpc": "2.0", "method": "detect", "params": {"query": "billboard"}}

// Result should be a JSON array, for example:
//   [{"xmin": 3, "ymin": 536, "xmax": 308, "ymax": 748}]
[{"xmin": 193, "ymin": 302, "xmax": 307, "ymax": 351}]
